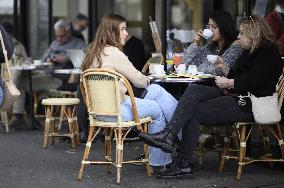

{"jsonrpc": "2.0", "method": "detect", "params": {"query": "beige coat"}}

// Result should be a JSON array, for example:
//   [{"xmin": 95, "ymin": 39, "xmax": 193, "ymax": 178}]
[{"xmin": 91, "ymin": 46, "xmax": 148, "ymax": 102}]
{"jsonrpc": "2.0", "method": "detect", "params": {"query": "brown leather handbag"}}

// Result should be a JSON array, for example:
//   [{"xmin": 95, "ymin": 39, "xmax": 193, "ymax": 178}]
[{"xmin": 0, "ymin": 30, "xmax": 20, "ymax": 111}]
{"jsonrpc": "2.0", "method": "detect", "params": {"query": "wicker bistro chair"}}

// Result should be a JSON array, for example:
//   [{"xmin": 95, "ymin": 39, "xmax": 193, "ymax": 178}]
[
  {"xmin": 41, "ymin": 98, "xmax": 80, "ymax": 149},
  {"xmin": 219, "ymin": 75, "xmax": 284, "ymax": 180},
  {"xmin": 141, "ymin": 54, "xmax": 164, "ymax": 74},
  {"xmin": 77, "ymin": 68, "xmax": 152, "ymax": 184}
]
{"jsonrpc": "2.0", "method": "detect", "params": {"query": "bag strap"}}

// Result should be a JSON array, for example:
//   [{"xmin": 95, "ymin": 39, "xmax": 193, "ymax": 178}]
[{"xmin": 0, "ymin": 29, "xmax": 12, "ymax": 81}]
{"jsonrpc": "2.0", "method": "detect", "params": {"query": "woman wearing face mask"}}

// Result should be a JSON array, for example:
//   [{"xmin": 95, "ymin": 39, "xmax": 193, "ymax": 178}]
[
  {"xmin": 81, "ymin": 13, "xmax": 178, "ymax": 169},
  {"xmin": 183, "ymin": 11, "xmax": 242, "ymax": 76},
  {"xmin": 138, "ymin": 15, "xmax": 283, "ymax": 179}
]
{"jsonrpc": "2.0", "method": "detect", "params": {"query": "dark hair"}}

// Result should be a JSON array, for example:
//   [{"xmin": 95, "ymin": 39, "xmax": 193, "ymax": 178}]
[
  {"xmin": 2, "ymin": 22, "xmax": 15, "ymax": 36},
  {"xmin": 76, "ymin": 13, "xmax": 88, "ymax": 21},
  {"xmin": 208, "ymin": 11, "xmax": 238, "ymax": 55}
]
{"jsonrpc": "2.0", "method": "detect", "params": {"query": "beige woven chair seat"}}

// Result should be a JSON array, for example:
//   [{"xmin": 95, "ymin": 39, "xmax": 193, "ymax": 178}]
[
  {"xmin": 93, "ymin": 117, "xmax": 152, "ymax": 128},
  {"xmin": 42, "ymin": 98, "xmax": 80, "ymax": 106}
]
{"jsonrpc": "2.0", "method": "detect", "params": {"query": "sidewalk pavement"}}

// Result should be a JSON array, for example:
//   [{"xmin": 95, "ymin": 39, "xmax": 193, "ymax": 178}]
[{"xmin": 1, "ymin": 128, "xmax": 284, "ymax": 188}]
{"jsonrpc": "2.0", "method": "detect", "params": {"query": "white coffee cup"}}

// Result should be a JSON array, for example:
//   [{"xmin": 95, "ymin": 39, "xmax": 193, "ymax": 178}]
[
  {"xmin": 175, "ymin": 64, "xmax": 186, "ymax": 74},
  {"xmin": 33, "ymin": 59, "xmax": 41, "ymax": 65},
  {"xmin": 149, "ymin": 64, "xmax": 165, "ymax": 75},
  {"xmin": 187, "ymin": 65, "xmax": 198, "ymax": 75},
  {"xmin": 207, "ymin": 55, "xmax": 217, "ymax": 64},
  {"xmin": 202, "ymin": 29, "xmax": 213, "ymax": 39}
]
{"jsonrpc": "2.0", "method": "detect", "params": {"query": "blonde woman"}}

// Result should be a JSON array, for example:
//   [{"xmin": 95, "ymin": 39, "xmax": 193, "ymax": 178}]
[
  {"xmin": 139, "ymin": 15, "xmax": 283, "ymax": 179},
  {"xmin": 81, "ymin": 13, "xmax": 178, "ymax": 168}
]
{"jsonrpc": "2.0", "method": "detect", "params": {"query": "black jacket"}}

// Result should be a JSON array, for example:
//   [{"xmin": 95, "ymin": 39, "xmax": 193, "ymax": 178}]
[
  {"xmin": 228, "ymin": 43, "xmax": 282, "ymax": 97},
  {"xmin": 0, "ymin": 23, "xmax": 14, "ymax": 64}
]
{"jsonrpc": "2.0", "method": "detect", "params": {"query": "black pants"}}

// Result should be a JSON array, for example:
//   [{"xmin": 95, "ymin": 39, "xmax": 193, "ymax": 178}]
[
  {"xmin": 166, "ymin": 84, "xmax": 254, "ymax": 161},
  {"xmin": 76, "ymin": 85, "xmax": 89, "ymax": 134}
]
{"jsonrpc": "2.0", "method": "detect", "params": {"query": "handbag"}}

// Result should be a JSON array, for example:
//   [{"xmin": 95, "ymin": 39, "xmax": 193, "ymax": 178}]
[
  {"xmin": 0, "ymin": 30, "xmax": 20, "ymax": 111},
  {"xmin": 250, "ymin": 92, "xmax": 281, "ymax": 124}
]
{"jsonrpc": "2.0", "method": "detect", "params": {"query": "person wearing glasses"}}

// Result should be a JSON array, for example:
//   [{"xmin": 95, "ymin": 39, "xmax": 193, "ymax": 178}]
[
  {"xmin": 138, "ymin": 15, "xmax": 282, "ymax": 179},
  {"xmin": 183, "ymin": 11, "xmax": 242, "ymax": 76}
]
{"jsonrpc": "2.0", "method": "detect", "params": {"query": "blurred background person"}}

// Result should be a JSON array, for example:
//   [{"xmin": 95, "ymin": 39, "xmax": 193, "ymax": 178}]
[
  {"xmin": 2, "ymin": 22, "xmax": 28, "ymax": 62},
  {"xmin": 0, "ymin": 22, "xmax": 14, "ymax": 109},
  {"xmin": 123, "ymin": 34, "xmax": 146, "ymax": 71},
  {"xmin": 2, "ymin": 22, "xmax": 30, "ymax": 128},
  {"xmin": 42, "ymin": 19, "xmax": 86, "ymax": 91},
  {"xmin": 69, "ymin": 13, "xmax": 89, "ymax": 42},
  {"xmin": 264, "ymin": 0, "xmax": 284, "ymax": 55}
]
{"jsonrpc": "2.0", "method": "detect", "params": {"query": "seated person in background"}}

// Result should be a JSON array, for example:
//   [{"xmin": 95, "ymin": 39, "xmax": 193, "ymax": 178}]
[
  {"xmin": 69, "ymin": 13, "xmax": 89, "ymax": 42},
  {"xmin": 264, "ymin": 0, "xmax": 284, "ymax": 55},
  {"xmin": 2, "ymin": 22, "xmax": 28, "ymax": 62},
  {"xmin": 123, "ymin": 34, "xmax": 146, "ymax": 71},
  {"xmin": 138, "ymin": 15, "xmax": 283, "ymax": 179},
  {"xmin": 0, "ymin": 22, "xmax": 14, "ymax": 107},
  {"xmin": 80, "ymin": 13, "xmax": 178, "ymax": 169},
  {"xmin": 183, "ymin": 11, "xmax": 242, "ymax": 76},
  {"xmin": 42, "ymin": 19, "xmax": 87, "ymax": 91},
  {"xmin": 2, "ymin": 22, "xmax": 31, "ymax": 126}
]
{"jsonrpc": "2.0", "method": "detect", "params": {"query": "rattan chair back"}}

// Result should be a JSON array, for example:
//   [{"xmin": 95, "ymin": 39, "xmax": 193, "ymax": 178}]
[
  {"xmin": 80, "ymin": 68, "xmax": 141, "ymax": 125},
  {"xmin": 142, "ymin": 54, "xmax": 164, "ymax": 73}
]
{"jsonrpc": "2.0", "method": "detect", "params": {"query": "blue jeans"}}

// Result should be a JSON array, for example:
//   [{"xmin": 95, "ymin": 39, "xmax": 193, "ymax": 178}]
[
  {"xmin": 0, "ymin": 86, "xmax": 3, "ymax": 106},
  {"xmin": 97, "ymin": 84, "xmax": 177, "ymax": 166},
  {"xmin": 120, "ymin": 84, "xmax": 178, "ymax": 166}
]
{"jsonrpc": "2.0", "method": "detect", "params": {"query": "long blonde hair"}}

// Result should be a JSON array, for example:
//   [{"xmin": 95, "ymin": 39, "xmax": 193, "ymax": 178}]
[
  {"xmin": 81, "ymin": 13, "xmax": 126, "ymax": 71},
  {"xmin": 240, "ymin": 15, "xmax": 276, "ymax": 53}
]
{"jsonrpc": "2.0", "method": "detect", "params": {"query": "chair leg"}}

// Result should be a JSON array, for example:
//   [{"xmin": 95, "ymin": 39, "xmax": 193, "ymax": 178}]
[
  {"xmin": 198, "ymin": 141, "xmax": 204, "ymax": 165},
  {"xmin": 237, "ymin": 125, "xmax": 247, "ymax": 180},
  {"xmin": 77, "ymin": 126, "xmax": 95, "ymax": 181},
  {"xmin": 43, "ymin": 106, "xmax": 52, "ymax": 149},
  {"xmin": 50, "ymin": 116, "xmax": 56, "ymax": 145},
  {"xmin": 276, "ymin": 123, "xmax": 284, "ymax": 159},
  {"xmin": 214, "ymin": 127, "xmax": 222, "ymax": 161},
  {"xmin": 58, "ymin": 105, "xmax": 66, "ymax": 130},
  {"xmin": 73, "ymin": 115, "xmax": 80, "ymax": 145},
  {"xmin": 116, "ymin": 127, "xmax": 123, "ymax": 184},
  {"xmin": 104, "ymin": 127, "xmax": 112, "ymax": 174},
  {"xmin": 1, "ymin": 111, "xmax": 9, "ymax": 133},
  {"xmin": 143, "ymin": 123, "xmax": 151, "ymax": 176},
  {"xmin": 66, "ymin": 106, "xmax": 75, "ymax": 149},
  {"xmin": 259, "ymin": 125, "xmax": 273, "ymax": 168},
  {"xmin": 219, "ymin": 127, "xmax": 231, "ymax": 172}
]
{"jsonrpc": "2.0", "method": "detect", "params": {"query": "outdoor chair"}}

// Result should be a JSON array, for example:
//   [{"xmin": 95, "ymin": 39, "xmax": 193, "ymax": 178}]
[
  {"xmin": 141, "ymin": 54, "xmax": 164, "ymax": 74},
  {"xmin": 42, "ymin": 97, "xmax": 80, "ymax": 149},
  {"xmin": 219, "ymin": 75, "xmax": 284, "ymax": 180},
  {"xmin": 77, "ymin": 68, "xmax": 152, "ymax": 184}
]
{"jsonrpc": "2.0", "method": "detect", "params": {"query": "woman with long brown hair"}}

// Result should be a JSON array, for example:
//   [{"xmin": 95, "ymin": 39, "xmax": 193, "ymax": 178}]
[{"xmin": 81, "ymin": 13, "xmax": 178, "ymax": 168}]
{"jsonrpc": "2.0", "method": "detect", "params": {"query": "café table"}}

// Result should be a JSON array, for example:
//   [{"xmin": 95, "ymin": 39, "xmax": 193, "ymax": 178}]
[
  {"xmin": 10, "ymin": 63, "xmax": 52, "ymax": 130},
  {"xmin": 148, "ymin": 74, "xmax": 215, "ymax": 98},
  {"xmin": 53, "ymin": 68, "xmax": 81, "ymax": 75}
]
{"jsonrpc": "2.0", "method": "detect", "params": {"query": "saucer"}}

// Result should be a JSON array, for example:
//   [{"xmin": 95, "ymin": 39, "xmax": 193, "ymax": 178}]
[{"xmin": 148, "ymin": 74, "xmax": 166, "ymax": 79}]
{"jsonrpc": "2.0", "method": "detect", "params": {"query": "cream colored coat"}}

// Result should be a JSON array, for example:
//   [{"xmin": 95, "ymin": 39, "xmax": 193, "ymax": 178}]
[{"xmin": 91, "ymin": 46, "xmax": 148, "ymax": 102}]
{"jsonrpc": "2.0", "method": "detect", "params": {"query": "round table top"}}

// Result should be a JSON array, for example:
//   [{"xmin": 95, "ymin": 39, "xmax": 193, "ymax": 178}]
[
  {"xmin": 147, "ymin": 74, "xmax": 215, "ymax": 83},
  {"xmin": 53, "ymin": 69, "xmax": 81, "ymax": 74}
]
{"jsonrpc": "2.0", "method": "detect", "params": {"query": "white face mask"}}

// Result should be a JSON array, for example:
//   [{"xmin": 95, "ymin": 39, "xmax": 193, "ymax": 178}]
[{"xmin": 275, "ymin": 5, "xmax": 284, "ymax": 14}]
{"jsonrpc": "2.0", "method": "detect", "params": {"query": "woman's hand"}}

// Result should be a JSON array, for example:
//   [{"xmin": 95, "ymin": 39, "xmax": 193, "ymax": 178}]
[
  {"xmin": 193, "ymin": 30, "xmax": 203, "ymax": 46},
  {"xmin": 215, "ymin": 76, "xmax": 234, "ymax": 89},
  {"xmin": 214, "ymin": 56, "xmax": 229, "ymax": 76}
]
